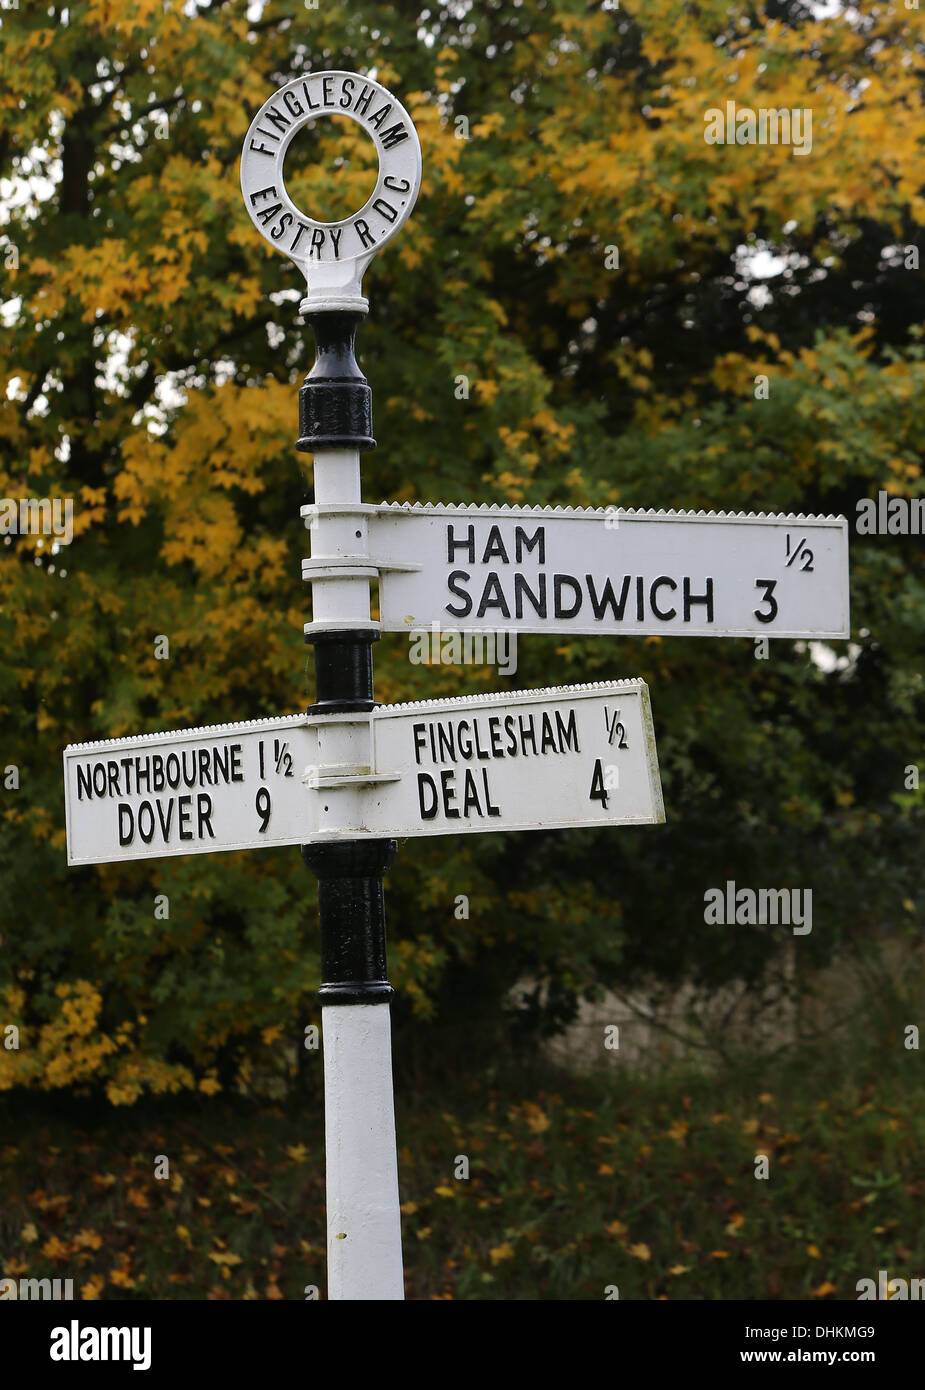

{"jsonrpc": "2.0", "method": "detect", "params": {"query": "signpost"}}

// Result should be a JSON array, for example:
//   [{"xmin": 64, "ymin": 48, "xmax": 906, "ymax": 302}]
[
  {"xmin": 309, "ymin": 502, "xmax": 849, "ymax": 639},
  {"xmin": 65, "ymin": 683, "xmax": 663, "ymax": 866},
  {"xmin": 62, "ymin": 69, "xmax": 851, "ymax": 1302}
]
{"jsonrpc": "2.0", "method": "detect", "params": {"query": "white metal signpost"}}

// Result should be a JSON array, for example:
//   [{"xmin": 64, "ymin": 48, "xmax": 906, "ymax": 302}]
[
  {"xmin": 63, "ymin": 71, "xmax": 851, "ymax": 1303},
  {"xmin": 309, "ymin": 502, "xmax": 849, "ymax": 639},
  {"xmin": 65, "ymin": 684, "xmax": 663, "ymax": 866}
]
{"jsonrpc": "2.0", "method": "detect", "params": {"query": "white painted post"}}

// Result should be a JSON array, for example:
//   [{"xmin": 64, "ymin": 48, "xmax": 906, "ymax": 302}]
[{"xmin": 322, "ymin": 1004, "xmax": 404, "ymax": 1300}]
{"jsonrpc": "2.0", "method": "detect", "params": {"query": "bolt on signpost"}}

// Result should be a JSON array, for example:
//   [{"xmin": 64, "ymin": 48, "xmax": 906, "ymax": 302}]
[{"xmin": 63, "ymin": 70, "xmax": 851, "ymax": 1303}]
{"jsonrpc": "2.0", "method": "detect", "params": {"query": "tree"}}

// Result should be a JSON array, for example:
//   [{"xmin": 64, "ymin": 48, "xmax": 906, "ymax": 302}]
[{"xmin": 0, "ymin": 0, "xmax": 922, "ymax": 1101}]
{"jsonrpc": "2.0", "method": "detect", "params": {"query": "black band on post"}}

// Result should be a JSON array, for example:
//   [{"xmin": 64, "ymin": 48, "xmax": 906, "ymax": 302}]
[
  {"xmin": 302, "ymin": 839, "xmax": 398, "ymax": 1005},
  {"xmin": 296, "ymin": 311, "xmax": 376, "ymax": 453},
  {"xmin": 306, "ymin": 629, "xmax": 377, "ymax": 715}
]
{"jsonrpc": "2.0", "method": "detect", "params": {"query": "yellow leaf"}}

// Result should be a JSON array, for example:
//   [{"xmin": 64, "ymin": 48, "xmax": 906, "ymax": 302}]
[
  {"xmin": 73, "ymin": 1229, "xmax": 103, "ymax": 1250},
  {"xmin": 813, "ymin": 1281, "xmax": 837, "ymax": 1298},
  {"xmin": 523, "ymin": 1103, "xmax": 550, "ymax": 1134},
  {"xmin": 669, "ymin": 1264, "xmax": 690, "ymax": 1276},
  {"xmin": 209, "ymin": 1251, "xmax": 243, "ymax": 1267},
  {"xmin": 807, "ymin": 1244, "xmax": 820, "ymax": 1258},
  {"xmin": 628, "ymin": 1243, "xmax": 651, "ymax": 1261},
  {"xmin": 490, "ymin": 1242, "xmax": 515, "ymax": 1264},
  {"xmin": 286, "ymin": 1144, "xmax": 309, "ymax": 1164},
  {"xmin": 434, "ymin": 1186, "xmax": 455, "ymax": 1198},
  {"xmin": 605, "ymin": 1220, "xmax": 626, "ymax": 1236}
]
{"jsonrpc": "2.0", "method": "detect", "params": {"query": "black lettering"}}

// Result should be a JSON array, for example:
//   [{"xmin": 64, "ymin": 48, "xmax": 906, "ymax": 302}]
[
  {"xmin": 515, "ymin": 526, "xmax": 545, "ymax": 564},
  {"xmin": 255, "ymin": 201, "xmax": 283, "ymax": 227},
  {"xmin": 353, "ymin": 218, "xmax": 375, "ymax": 249},
  {"xmin": 77, "ymin": 765, "xmax": 93, "ymax": 801},
  {"xmin": 636, "ymin": 576, "xmax": 644, "ymax": 620},
  {"xmin": 555, "ymin": 709, "xmax": 579, "ymax": 753},
  {"xmin": 505, "ymin": 714, "xmax": 518, "ymax": 755},
  {"xmin": 541, "ymin": 712, "xmax": 557, "ymax": 754},
  {"xmin": 282, "ymin": 90, "xmax": 304, "ymax": 118},
  {"xmin": 230, "ymin": 745, "xmax": 244, "ymax": 782},
  {"xmin": 309, "ymin": 228, "xmax": 325, "ymax": 257},
  {"xmin": 118, "ymin": 804, "xmax": 134, "ymax": 845},
  {"xmin": 178, "ymin": 794, "xmax": 193, "ymax": 840},
  {"xmin": 448, "ymin": 524, "xmax": 475, "ymax": 564},
  {"xmin": 379, "ymin": 122, "xmax": 409, "ymax": 150},
  {"xmin": 197, "ymin": 749, "xmax": 213, "ymax": 786},
  {"xmin": 476, "ymin": 573, "xmax": 511, "ymax": 619},
  {"xmin": 413, "ymin": 723, "xmax": 427, "ymax": 766},
  {"xmin": 650, "ymin": 576, "xmax": 677, "ymax": 621},
  {"xmin": 248, "ymin": 139, "xmax": 276, "ymax": 157},
  {"xmin": 553, "ymin": 574, "xmax": 582, "ymax": 619},
  {"xmin": 586, "ymin": 575, "xmax": 630, "ymax": 621},
  {"xmin": 353, "ymin": 83, "xmax": 374, "ymax": 116},
  {"xmin": 212, "ymin": 745, "xmax": 230, "ymax": 784},
  {"xmin": 684, "ymin": 577, "xmax": 714, "ymax": 623},
  {"xmin": 290, "ymin": 221, "xmax": 311, "ymax": 253},
  {"xmin": 446, "ymin": 571, "xmax": 472, "ymax": 618},
  {"xmin": 249, "ymin": 185, "xmax": 278, "ymax": 207},
  {"xmin": 437, "ymin": 722, "xmax": 456, "ymax": 764},
  {"xmin": 264, "ymin": 104, "xmax": 291, "ymax": 134},
  {"xmin": 301, "ymin": 80, "xmax": 321, "ymax": 112},
  {"xmin": 753, "ymin": 579, "xmax": 778, "ymax": 624},
  {"xmin": 197, "ymin": 793, "xmax": 215, "ymax": 839},
  {"xmin": 107, "ymin": 760, "xmax": 120, "ymax": 798},
  {"xmin": 322, "ymin": 76, "xmax": 335, "ymax": 106},
  {"xmin": 153, "ymin": 754, "xmax": 166, "ymax": 792},
  {"xmin": 181, "ymin": 751, "xmax": 197, "ymax": 788},
  {"xmin": 92, "ymin": 763, "xmax": 107, "ymax": 797},
  {"xmin": 457, "ymin": 720, "xmax": 473, "ymax": 760},
  {"xmin": 155, "ymin": 797, "xmax": 174, "ymax": 842},
  {"xmin": 441, "ymin": 768, "xmax": 460, "ymax": 819},
  {"xmin": 474, "ymin": 720, "xmax": 490, "ymax": 760},
  {"xmin": 340, "ymin": 77, "xmax": 355, "ymax": 109},
  {"xmin": 138, "ymin": 801, "xmax": 155, "ymax": 844},
  {"xmin": 372, "ymin": 197, "xmax": 398, "ymax": 223},
  {"xmin": 418, "ymin": 772, "xmax": 438, "ymax": 818},
  {"xmin": 368, "ymin": 101, "xmax": 392, "ymax": 130},
  {"xmin": 489, "ymin": 716, "xmax": 503, "ymax": 757},
  {"xmin": 383, "ymin": 175, "xmax": 411, "ymax": 194},
  {"xmin": 514, "ymin": 572, "xmax": 547, "ymax": 619},
  {"xmin": 482, "ymin": 525, "xmax": 509, "ymax": 563},
  {"xmin": 589, "ymin": 758, "xmax": 608, "ymax": 809},
  {"xmin": 330, "ymin": 228, "xmax": 342, "ymax": 258},
  {"xmin": 270, "ymin": 212, "xmax": 293, "ymax": 241},
  {"xmin": 462, "ymin": 769, "xmax": 483, "ymax": 817},
  {"xmin": 483, "ymin": 769, "xmax": 501, "ymax": 816},
  {"xmin": 519, "ymin": 713, "xmax": 537, "ymax": 756}
]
